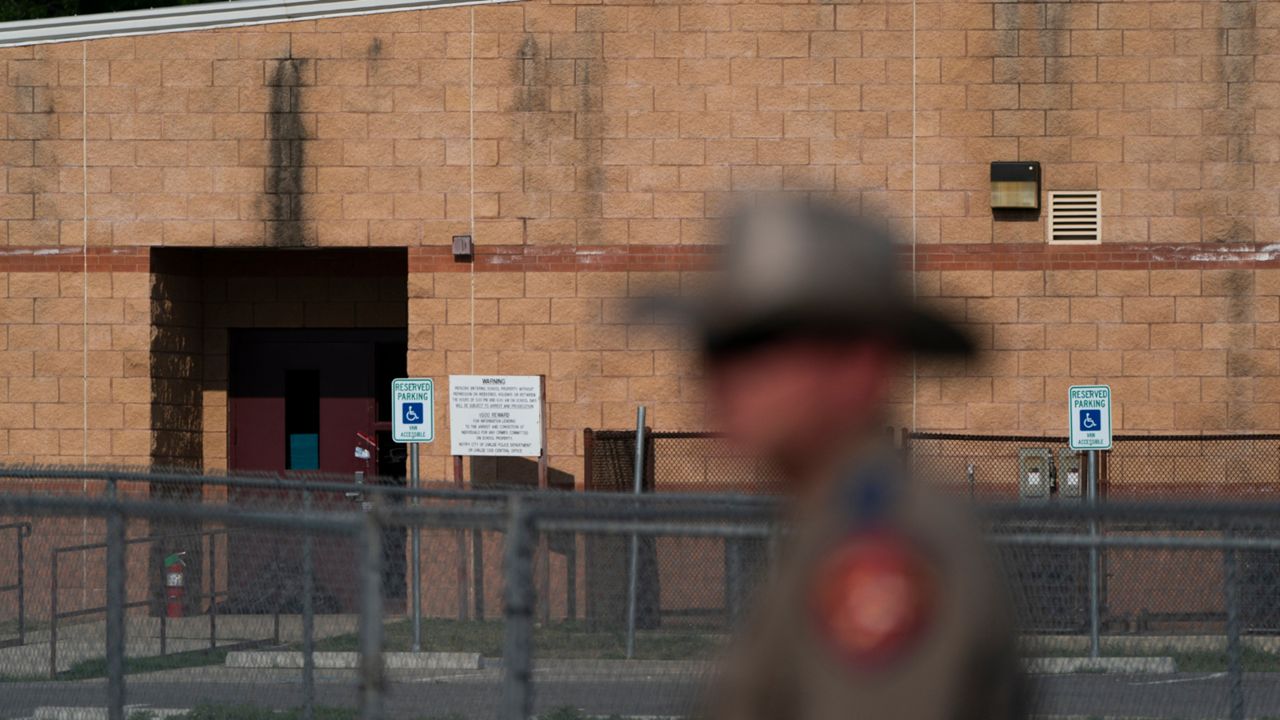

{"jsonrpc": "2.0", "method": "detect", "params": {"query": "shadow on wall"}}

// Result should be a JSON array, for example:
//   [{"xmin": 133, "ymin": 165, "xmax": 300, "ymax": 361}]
[
  {"xmin": 149, "ymin": 251, "xmax": 208, "ymax": 616},
  {"xmin": 469, "ymin": 456, "xmax": 573, "ymax": 491}
]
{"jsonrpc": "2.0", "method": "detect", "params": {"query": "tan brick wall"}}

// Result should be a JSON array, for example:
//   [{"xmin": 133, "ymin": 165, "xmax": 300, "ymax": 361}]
[
  {"xmin": 0, "ymin": 269, "xmax": 150, "ymax": 466},
  {"xmin": 904, "ymin": 267, "xmax": 1280, "ymax": 434},
  {"xmin": 0, "ymin": 0, "xmax": 1276, "ymax": 484},
  {"xmin": 0, "ymin": 0, "xmax": 1272, "ymax": 250}
]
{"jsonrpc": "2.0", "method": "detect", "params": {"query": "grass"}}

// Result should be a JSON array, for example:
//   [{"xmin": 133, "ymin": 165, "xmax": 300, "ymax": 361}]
[
  {"xmin": 60, "ymin": 647, "xmax": 232, "ymax": 680},
  {"xmin": 538, "ymin": 708, "xmax": 625, "ymax": 720},
  {"xmin": 0, "ymin": 647, "xmax": 236, "ymax": 683},
  {"xmin": 1168, "ymin": 646, "xmax": 1280, "ymax": 672},
  {"xmin": 311, "ymin": 618, "xmax": 724, "ymax": 661},
  {"xmin": 2, "ymin": 618, "xmax": 719, "ymax": 683},
  {"xmin": 0, "ymin": 615, "xmax": 91, "ymax": 637},
  {"xmin": 127, "ymin": 707, "xmax": 464, "ymax": 720}
]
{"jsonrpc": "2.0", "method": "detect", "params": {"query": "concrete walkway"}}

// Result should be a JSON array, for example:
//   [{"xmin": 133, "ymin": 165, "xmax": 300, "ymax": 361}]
[
  {"xmin": 224, "ymin": 650, "xmax": 482, "ymax": 670},
  {"xmin": 0, "ymin": 615, "xmax": 358, "ymax": 677},
  {"xmin": 0, "ymin": 621, "xmax": 1229, "ymax": 681}
]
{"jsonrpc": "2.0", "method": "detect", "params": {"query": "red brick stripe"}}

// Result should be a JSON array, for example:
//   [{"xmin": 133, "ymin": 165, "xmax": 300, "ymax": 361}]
[
  {"xmin": 412, "ymin": 243, "xmax": 1280, "ymax": 273},
  {"xmin": 912, "ymin": 243, "xmax": 1280, "ymax": 272},
  {"xmin": 0, "ymin": 243, "xmax": 1276, "ymax": 274},
  {"xmin": 0, "ymin": 247, "xmax": 149, "ymax": 273},
  {"xmin": 407, "ymin": 245, "xmax": 720, "ymax": 273}
]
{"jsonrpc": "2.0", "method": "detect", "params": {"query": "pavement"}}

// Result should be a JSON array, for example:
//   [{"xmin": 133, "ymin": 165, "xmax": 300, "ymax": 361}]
[
  {"xmin": 5, "ymin": 668, "xmax": 1280, "ymax": 719},
  {"xmin": 1, "ymin": 622, "xmax": 1274, "ymax": 719}
]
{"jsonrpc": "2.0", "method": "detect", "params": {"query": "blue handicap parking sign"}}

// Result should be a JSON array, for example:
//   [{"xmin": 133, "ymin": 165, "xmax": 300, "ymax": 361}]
[
  {"xmin": 402, "ymin": 402, "xmax": 424, "ymax": 425},
  {"xmin": 1079, "ymin": 408, "xmax": 1101, "ymax": 432}
]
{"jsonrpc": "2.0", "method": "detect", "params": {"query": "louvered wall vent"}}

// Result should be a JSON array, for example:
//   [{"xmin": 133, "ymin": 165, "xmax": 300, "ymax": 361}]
[{"xmin": 1046, "ymin": 190, "xmax": 1101, "ymax": 244}]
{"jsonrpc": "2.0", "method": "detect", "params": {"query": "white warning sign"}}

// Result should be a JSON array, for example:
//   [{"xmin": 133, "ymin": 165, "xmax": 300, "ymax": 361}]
[{"xmin": 448, "ymin": 375, "xmax": 543, "ymax": 457}]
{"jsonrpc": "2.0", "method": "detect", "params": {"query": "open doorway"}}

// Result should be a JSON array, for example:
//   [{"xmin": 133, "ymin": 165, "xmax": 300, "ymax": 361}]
[
  {"xmin": 149, "ymin": 248, "xmax": 409, "ymax": 614},
  {"xmin": 227, "ymin": 328, "xmax": 408, "ymax": 612}
]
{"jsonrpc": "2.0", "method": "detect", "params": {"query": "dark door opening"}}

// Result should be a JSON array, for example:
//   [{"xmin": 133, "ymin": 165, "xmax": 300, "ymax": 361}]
[{"xmin": 227, "ymin": 328, "xmax": 407, "ymax": 613}]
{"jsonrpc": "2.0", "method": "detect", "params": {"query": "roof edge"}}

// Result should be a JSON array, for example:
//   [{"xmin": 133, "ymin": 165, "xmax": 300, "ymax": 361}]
[{"xmin": 0, "ymin": 0, "xmax": 519, "ymax": 48}]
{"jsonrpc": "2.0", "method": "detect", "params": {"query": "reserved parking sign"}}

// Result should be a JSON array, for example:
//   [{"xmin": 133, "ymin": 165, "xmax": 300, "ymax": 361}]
[
  {"xmin": 392, "ymin": 378, "xmax": 434, "ymax": 443},
  {"xmin": 1069, "ymin": 385, "xmax": 1111, "ymax": 450}
]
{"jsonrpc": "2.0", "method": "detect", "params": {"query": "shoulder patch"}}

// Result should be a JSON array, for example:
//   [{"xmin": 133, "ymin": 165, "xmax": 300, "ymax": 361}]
[{"xmin": 809, "ymin": 530, "xmax": 935, "ymax": 668}]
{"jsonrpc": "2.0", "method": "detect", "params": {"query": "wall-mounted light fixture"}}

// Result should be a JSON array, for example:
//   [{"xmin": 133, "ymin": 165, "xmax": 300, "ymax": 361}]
[
  {"xmin": 990, "ymin": 161, "xmax": 1041, "ymax": 210},
  {"xmin": 452, "ymin": 234, "xmax": 474, "ymax": 261}
]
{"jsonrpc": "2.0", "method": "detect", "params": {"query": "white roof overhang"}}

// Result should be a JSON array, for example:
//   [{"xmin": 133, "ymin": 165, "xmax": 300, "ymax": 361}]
[{"xmin": 0, "ymin": 0, "xmax": 519, "ymax": 47}]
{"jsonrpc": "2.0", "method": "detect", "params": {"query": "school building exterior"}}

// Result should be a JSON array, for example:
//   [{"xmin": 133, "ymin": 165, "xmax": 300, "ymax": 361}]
[{"xmin": 0, "ymin": 0, "xmax": 1275, "ymax": 489}]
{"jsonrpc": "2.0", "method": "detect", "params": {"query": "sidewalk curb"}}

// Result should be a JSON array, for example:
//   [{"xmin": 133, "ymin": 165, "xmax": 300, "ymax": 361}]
[
  {"xmin": 33, "ymin": 708, "xmax": 188, "ymax": 720},
  {"xmin": 224, "ymin": 650, "xmax": 481, "ymax": 670},
  {"xmin": 219, "ymin": 653, "xmax": 1172, "ymax": 675},
  {"xmin": 1024, "ymin": 656, "xmax": 1176, "ymax": 674}
]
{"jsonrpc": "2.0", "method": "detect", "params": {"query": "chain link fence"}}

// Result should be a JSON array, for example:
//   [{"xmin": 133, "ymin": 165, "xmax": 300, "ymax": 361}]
[
  {"xmin": 905, "ymin": 432, "xmax": 1280, "ymax": 500},
  {"xmin": 2, "ymin": 465, "xmax": 1280, "ymax": 719},
  {"xmin": 0, "ymin": 468, "xmax": 780, "ymax": 720},
  {"xmin": 582, "ymin": 430, "xmax": 781, "ymax": 631},
  {"xmin": 906, "ymin": 432, "xmax": 1280, "ymax": 641},
  {"xmin": 584, "ymin": 429, "xmax": 785, "ymax": 495}
]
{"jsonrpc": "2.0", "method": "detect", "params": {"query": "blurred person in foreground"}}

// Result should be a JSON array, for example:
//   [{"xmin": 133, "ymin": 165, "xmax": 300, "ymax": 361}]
[{"xmin": 648, "ymin": 198, "xmax": 1025, "ymax": 720}]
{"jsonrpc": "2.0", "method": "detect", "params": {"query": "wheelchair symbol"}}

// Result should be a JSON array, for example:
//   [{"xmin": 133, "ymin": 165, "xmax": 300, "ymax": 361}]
[
  {"xmin": 1079, "ymin": 409, "xmax": 1101, "ymax": 432},
  {"xmin": 402, "ymin": 402, "xmax": 423, "ymax": 425}
]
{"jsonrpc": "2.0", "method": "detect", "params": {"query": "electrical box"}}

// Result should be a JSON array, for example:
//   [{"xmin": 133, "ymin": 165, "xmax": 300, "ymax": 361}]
[
  {"xmin": 1017, "ymin": 447, "xmax": 1054, "ymax": 501},
  {"xmin": 1057, "ymin": 449, "xmax": 1083, "ymax": 499}
]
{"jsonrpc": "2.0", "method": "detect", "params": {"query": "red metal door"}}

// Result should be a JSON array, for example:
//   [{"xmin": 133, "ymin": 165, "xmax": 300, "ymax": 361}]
[{"xmin": 226, "ymin": 329, "xmax": 403, "ymax": 613}]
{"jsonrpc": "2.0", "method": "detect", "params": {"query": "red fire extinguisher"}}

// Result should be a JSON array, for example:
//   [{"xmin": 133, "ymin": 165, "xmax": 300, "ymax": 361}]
[{"xmin": 165, "ymin": 552, "xmax": 187, "ymax": 618}]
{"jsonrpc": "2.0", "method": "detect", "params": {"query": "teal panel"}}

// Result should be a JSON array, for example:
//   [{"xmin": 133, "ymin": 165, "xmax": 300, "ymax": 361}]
[{"xmin": 288, "ymin": 433, "xmax": 319, "ymax": 471}]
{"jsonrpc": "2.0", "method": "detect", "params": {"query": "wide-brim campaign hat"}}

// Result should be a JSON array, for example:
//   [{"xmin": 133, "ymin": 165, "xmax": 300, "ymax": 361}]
[{"xmin": 642, "ymin": 197, "xmax": 973, "ymax": 358}]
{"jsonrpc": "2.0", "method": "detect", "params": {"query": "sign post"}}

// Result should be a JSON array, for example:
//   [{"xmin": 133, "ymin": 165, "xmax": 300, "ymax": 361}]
[
  {"xmin": 1069, "ymin": 384, "xmax": 1110, "ymax": 660},
  {"xmin": 449, "ymin": 375, "xmax": 547, "ymax": 622},
  {"xmin": 392, "ymin": 379, "xmax": 435, "ymax": 653},
  {"xmin": 625, "ymin": 406, "xmax": 646, "ymax": 659}
]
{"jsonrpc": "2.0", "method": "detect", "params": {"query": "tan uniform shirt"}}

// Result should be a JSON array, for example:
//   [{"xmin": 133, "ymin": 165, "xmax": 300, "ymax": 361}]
[{"xmin": 710, "ymin": 452, "xmax": 1025, "ymax": 720}]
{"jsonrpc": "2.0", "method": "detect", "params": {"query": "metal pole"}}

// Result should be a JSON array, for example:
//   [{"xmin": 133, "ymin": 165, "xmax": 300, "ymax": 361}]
[
  {"xmin": 454, "ymin": 455, "xmax": 467, "ymax": 621},
  {"xmin": 725, "ymin": 537, "xmax": 741, "ymax": 624},
  {"xmin": 302, "ymin": 486, "xmax": 315, "ymax": 720},
  {"xmin": 273, "ymin": 564, "xmax": 281, "ymax": 646},
  {"xmin": 105, "ymin": 479, "xmax": 126, "ymax": 720},
  {"xmin": 537, "ymin": 375, "xmax": 550, "ymax": 626},
  {"xmin": 49, "ymin": 552, "xmax": 57, "ymax": 678},
  {"xmin": 209, "ymin": 532, "xmax": 217, "ymax": 651},
  {"xmin": 359, "ymin": 494, "xmax": 386, "ymax": 720},
  {"xmin": 501, "ymin": 497, "xmax": 535, "ymax": 720},
  {"xmin": 17, "ymin": 525, "xmax": 25, "ymax": 646},
  {"xmin": 473, "ymin": 525, "xmax": 485, "ymax": 620},
  {"xmin": 564, "ymin": 539, "xmax": 575, "ymax": 621},
  {"xmin": 625, "ymin": 406, "xmax": 646, "ymax": 660},
  {"xmin": 1087, "ymin": 449, "xmax": 1100, "ymax": 660},
  {"xmin": 1224, "ymin": 527, "xmax": 1245, "ymax": 720},
  {"xmin": 410, "ymin": 444, "xmax": 421, "ymax": 653}
]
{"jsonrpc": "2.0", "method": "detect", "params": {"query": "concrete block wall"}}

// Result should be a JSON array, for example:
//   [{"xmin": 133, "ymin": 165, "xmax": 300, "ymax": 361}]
[
  {"xmin": 0, "ymin": 0, "xmax": 1273, "ymax": 484},
  {"xmin": 0, "ymin": 254, "xmax": 150, "ymax": 467},
  {"xmin": 908, "ymin": 263, "xmax": 1280, "ymax": 434}
]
